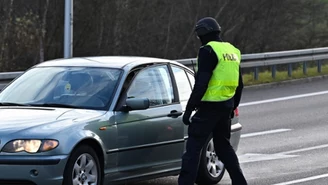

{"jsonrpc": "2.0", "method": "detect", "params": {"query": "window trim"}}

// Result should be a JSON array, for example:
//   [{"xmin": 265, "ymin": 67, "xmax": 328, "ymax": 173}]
[
  {"xmin": 185, "ymin": 70, "xmax": 195, "ymax": 90},
  {"xmin": 170, "ymin": 64, "xmax": 196, "ymax": 102}
]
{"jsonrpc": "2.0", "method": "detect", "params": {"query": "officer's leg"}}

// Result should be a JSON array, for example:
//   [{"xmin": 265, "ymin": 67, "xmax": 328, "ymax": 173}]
[
  {"xmin": 178, "ymin": 111, "xmax": 216, "ymax": 185},
  {"xmin": 212, "ymin": 110, "xmax": 248, "ymax": 185},
  {"xmin": 178, "ymin": 135, "xmax": 208, "ymax": 185}
]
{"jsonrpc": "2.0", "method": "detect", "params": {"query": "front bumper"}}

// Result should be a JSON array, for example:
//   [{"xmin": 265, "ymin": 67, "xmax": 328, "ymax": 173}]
[
  {"xmin": 0, "ymin": 155, "xmax": 69, "ymax": 185},
  {"xmin": 230, "ymin": 122, "xmax": 242, "ymax": 151}
]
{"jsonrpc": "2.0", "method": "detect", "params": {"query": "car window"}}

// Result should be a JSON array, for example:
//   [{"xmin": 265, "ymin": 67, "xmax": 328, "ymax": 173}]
[
  {"xmin": 127, "ymin": 65, "xmax": 174, "ymax": 107},
  {"xmin": 186, "ymin": 71, "xmax": 195, "ymax": 90},
  {"xmin": 172, "ymin": 66, "xmax": 192, "ymax": 102},
  {"xmin": 0, "ymin": 67, "xmax": 122, "ymax": 110}
]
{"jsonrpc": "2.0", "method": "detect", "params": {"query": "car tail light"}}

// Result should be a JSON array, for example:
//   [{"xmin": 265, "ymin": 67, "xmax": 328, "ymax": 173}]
[{"xmin": 234, "ymin": 107, "xmax": 239, "ymax": 117}]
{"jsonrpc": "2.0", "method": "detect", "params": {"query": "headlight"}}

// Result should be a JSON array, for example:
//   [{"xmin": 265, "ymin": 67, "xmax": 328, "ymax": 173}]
[{"xmin": 2, "ymin": 139, "xmax": 59, "ymax": 153}]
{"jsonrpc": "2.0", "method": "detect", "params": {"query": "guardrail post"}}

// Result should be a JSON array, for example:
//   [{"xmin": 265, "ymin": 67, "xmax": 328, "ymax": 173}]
[
  {"xmin": 303, "ymin": 62, "xmax": 307, "ymax": 75},
  {"xmin": 272, "ymin": 65, "xmax": 276, "ymax": 79},
  {"xmin": 317, "ymin": 60, "xmax": 322, "ymax": 73},
  {"xmin": 254, "ymin": 67, "xmax": 259, "ymax": 80},
  {"xmin": 288, "ymin": 64, "xmax": 292, "ymax": 77}
]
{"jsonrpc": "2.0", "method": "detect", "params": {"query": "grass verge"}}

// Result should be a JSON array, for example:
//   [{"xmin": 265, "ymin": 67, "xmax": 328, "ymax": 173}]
[{"xmin": 243, "ymin": 65, "xmax": 328, "ymax": 86}]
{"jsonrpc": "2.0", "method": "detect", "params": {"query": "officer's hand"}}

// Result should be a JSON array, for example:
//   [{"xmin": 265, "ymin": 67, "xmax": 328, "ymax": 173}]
[{"xmin": 183, "ymin": 110, "xmax": 192, "ymax": 125}]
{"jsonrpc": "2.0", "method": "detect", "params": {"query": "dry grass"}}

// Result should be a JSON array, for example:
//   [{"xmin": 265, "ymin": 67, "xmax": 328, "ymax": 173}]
[{"xmin": 243, "ymin": 65, "xmax": 328, "ymax": 86}]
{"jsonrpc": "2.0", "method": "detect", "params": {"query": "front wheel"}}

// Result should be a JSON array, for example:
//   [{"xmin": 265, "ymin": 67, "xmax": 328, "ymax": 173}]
[
  {"xmin": 196, "ymin": 136, "xmax": 225, "ymax": 185},
  {"xmin": 63, "ymin": 145, "xmax": 102, "ymax": 185}
]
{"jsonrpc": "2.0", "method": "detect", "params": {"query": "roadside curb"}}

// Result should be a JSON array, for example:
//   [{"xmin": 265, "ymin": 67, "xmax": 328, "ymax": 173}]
[{"xmin": 244, "ymin": 75, "xmax": 328, "ymax": 90}]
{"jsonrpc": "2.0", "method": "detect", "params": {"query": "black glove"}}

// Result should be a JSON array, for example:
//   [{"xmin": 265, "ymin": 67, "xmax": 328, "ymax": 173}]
[{"xmin": 183, "ymin": 110, "xmax": 192, "ymax": 125}]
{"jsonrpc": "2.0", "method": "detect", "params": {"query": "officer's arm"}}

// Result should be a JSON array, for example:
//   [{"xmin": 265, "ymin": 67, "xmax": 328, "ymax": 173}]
[
  {"xmin": 233, "ymin": 67, "xmax": 244, "ymax": 110},
  {"xmin": 185, "ymin": 46, "xmax": 217, "ymax": 111}
]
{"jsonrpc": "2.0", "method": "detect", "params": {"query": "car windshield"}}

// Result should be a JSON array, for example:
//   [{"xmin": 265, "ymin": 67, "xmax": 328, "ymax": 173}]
[{"xmin": 0, "ymin": 67, "xmax": 122, "ymax": 110}]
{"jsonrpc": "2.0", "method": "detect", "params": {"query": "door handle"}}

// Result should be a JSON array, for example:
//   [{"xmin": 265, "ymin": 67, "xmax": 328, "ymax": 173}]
[{"xmin": 167, "ymin": 110, "xmax": 183, "ymax": 118}]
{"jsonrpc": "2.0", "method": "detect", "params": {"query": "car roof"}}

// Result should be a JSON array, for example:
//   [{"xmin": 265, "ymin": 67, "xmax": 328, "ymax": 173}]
[{"xmin": 36, "ymin": 56, "xmax": 189, "ymax": 70}]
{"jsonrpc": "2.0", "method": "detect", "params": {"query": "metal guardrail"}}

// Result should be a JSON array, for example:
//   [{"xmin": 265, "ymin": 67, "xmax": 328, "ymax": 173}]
[
  {"xmin": 177, "ymin": 47, "xmax": 328, "ymax": 80},
  {"xmin": 0, "ymin": 47, "xmax": 327, "ymax": 84},
  {"xmin": 0, "ymin": 71, "xmax": 24, "ymax": 89}
]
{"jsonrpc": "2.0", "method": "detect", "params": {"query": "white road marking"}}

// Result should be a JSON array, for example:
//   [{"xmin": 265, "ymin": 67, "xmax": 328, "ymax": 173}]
[
  {"xmin": 241, "ymin": 129, "xmax": 291, "ymax": 138},
  {"xmin": 238, "ymin": 153, "xmax": 297, "ymax": 164},
  {"xmin": 239, "ymin": 143, "xmax": 328, "ymax": 164},
  {"xmin": 278, "ymin": 144, "xmax": 328, "ymax": 155},
  {"xmin": 272, "ymin": 173, "xmax": 328, "ymax": 185},
  {"xmin": 240, "ymin": 90, "xmax": 328, "ymax": 107}
]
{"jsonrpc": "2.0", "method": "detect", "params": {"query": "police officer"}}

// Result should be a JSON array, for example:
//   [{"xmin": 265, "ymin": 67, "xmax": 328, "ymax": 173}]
[{"xmin": 178, "ymin": 17, "xmax": 247, "ymax": 185}]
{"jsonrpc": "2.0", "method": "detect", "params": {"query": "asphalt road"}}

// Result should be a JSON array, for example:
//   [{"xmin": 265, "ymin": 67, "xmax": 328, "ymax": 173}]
[{"xmin": 127, "ymin": 78, "xmax": 328, "ymax": 185}]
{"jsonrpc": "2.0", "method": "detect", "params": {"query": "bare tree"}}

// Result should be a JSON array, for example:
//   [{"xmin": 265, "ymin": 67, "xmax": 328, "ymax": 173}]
[
  {"xmin": 0, "ymin": 0, "xmax": 328, "ymax": 71},
  {"xmin": 39, "ymin": 0, "xmax": 50, "ymax": 63},
  {"xmin": 113, "ymin": 0, "xmax": 130, "ymax": 55},
  {"xmin": 0, "ymin": 0, "xmax": 14, "ymax": 65},
  {"xmin": 178, "ymin": 0, "xmax": 203, "ymax": 57},
  {"xmin": 164, "ymin": 4, "xmax": 174, "ymax": 58}
]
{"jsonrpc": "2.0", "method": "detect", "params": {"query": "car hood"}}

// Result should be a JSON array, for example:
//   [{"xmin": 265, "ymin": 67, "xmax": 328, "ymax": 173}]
[{"xmin": 0, "ymin": 107, "xmax": 106, "ymax": 136}]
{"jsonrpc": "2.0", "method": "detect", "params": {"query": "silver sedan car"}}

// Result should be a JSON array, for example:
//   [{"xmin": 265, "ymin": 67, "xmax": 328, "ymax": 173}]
[{"xmin": 0, "ymin": 56, "xmax": 242, "ymax": 185}]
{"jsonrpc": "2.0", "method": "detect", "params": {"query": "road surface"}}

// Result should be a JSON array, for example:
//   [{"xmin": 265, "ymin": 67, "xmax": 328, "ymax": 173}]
[{"xmin": 127, "ymin": 78, "xmax": 328, "ymax": 185}]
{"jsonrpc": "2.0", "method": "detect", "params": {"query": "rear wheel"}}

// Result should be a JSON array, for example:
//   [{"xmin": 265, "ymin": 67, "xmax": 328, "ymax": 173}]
[
  {"xmin": 196, "ymin": 136, "xmax": 225, "ymax": 185},
  {"xmin": 63, "ymin": 145, "xmax": 102, "ymax": 185}
]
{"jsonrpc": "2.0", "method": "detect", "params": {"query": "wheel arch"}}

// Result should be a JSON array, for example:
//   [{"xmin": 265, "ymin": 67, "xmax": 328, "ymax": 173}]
[{"xmin": 70, "ymin": 138, "xmax": 105, "ymax": 172}]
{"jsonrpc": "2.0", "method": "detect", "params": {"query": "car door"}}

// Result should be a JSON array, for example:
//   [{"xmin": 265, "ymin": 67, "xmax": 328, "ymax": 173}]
[
  {"xmin": 114, "ymin": 64, "xmax": 185, "ymax": 176},
  {"xmin": 170, "ymin": 65, "xmax": 195, "ymax": 141}
]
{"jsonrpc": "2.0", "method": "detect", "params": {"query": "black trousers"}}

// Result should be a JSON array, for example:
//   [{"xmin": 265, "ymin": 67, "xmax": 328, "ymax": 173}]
[{"xmin": 178, "ymin": 107, "xmax": 247, "ymax": 185}]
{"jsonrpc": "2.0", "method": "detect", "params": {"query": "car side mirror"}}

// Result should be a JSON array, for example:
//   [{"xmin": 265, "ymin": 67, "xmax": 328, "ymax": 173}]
[{"xmin": 122, "ymin": 98, "xmax": 150, "ymax": 112}]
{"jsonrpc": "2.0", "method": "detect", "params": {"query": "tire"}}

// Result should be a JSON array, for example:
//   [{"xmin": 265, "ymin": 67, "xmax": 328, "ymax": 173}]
[
  {"xmin": 63, "ymin": 145, "xmax": 102, "ymax": 185},
  {"xmin": 196, "ymin": 135, "xmax": 225, "ymax": 185}
]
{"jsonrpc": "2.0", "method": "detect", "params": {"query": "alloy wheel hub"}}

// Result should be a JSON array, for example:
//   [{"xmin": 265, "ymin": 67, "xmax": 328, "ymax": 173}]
[
  {"xmin": 80, "ymin": 171, "xmax": 87, "ymax": 182},
  {"xmin": 72, "ymin": 153, "xmax": 98, "ymax": 185},
  {"xmin": 206, "ymin": 139, "xmax": 225, "ymax": 178}
]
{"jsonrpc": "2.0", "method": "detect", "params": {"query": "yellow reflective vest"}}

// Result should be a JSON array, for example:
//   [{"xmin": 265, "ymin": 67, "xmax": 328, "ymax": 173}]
[{"xmin": 196, "ymin": 41, "xmax": 241, "ymax": 102}]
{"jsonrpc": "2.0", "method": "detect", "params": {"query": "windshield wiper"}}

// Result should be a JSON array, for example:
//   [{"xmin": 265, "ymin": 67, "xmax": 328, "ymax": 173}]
[
  {"xmin": 29, "ymin": 103, "xmax": 82, "ymax": 109},
  {"xmin": 0, "ymin": 102, "xmax": 31, "ymax": 106}
]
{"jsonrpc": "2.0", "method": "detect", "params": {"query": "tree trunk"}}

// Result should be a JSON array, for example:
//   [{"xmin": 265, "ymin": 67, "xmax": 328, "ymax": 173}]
[
  {"xmin": 0, "ymin": 0, "xmax": 14, "ymax": 68},
  {"xmin": 178, "ymin": 0, "xmax": 202, "ymax": 57},
  {"xmin": 113, "ymin": 0, "xmax": 129, "ymax": 54},
  {"xmin": 39, "ymin": 0, "xmax": 49, "ymax": 63},
  {"xmin": 164, "ymin": 5, "xmax": 174, "ymax": 58}
]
